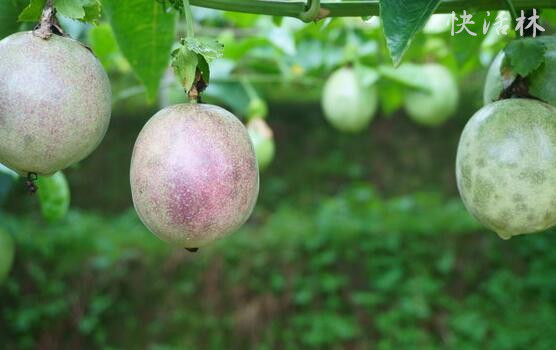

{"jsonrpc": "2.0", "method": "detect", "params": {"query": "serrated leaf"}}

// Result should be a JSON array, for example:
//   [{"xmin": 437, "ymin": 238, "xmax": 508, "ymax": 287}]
[
  {"xmin": 504, "ymin": 38, "xmax": 547, "ymax": 77},
  {"xmin": 184, "ymin": 37, "xmax": 223, "ymax": 63},
  {"xmin": 18, "ymin": 0, "xmax": 45, "ymax": 22},
  {"xmin": 171, "ymin": 46, "xmax": 198, "ymax": 92},
  {"xmin": 380, "ymin": 0, "xmax": 441, "ymax": 66},
  {"xmin": 103, "ymin": 0, "xmax": 176, "ymax": 101}
]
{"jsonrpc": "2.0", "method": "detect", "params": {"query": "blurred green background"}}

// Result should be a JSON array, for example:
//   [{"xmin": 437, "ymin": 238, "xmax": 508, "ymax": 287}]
[{"xmin": 2, "ymin": 5, "xmax": 556, "ymax": 349}]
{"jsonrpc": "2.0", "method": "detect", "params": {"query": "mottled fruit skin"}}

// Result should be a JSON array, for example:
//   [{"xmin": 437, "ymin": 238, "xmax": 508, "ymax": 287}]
[
  {"xmin": 130, "ymin": 104, "xmax": 259, "ymax": 248},
  {"xmin": 404, "ymin": 64, "xmax": 458, "ymax": 126},
  {"xmin": 0, "ymin": 31, "xmax": 111, "ymax": 175},
  {"xmin": 0, "ymin": 228, "xmax": 14, "ymax": 285},
  {"xmin": 321, "ymin": 67, "xmax": 378, "ymax": 133},
  {"xmin": 456, "ymin": 99, "xmax": 556, "ymax": 239}
]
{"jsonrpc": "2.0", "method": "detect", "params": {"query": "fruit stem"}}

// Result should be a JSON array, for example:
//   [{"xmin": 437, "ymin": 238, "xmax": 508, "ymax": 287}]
[
  {"xmin": 182, "ymin": 0, "xmax": 195, "ymax": 39},
  {"xmin": 188, "ymin": 70, "xmax": 202, "ymax": 103},
  {"xmin": 33, "ymin": 0, "xmax": 55, "ymax": 39}
]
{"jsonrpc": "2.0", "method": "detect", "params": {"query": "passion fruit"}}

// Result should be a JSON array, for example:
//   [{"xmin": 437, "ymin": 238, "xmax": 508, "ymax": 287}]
[
  {"xmin": 130, "ymin": 103, "xmax": 259, "ymax": 248},
  {"xmin": 456, "ymin": 98, "xmax": 556, "ymax": 239},
  {"xmin": 404, "ymin": 64, "xmax": 458, "ymax": 126},
  {"xmin": 0, "ymin": 32, "xmax": 111, "ymax": 176},
  {"xmin": 321, "ymin": 67, "xmax": 378, "ymax": 133}
]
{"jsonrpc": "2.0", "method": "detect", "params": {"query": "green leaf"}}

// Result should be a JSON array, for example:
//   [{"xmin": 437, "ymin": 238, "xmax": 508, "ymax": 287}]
[
  {"xmin": 504, "ymin": 38, "xmax": 547, "ymax": 77},
  {"xmin": 103, "ymin": 0, "xmax": 176, "ymax": 101},
  {"xmin": 171, "ymin": 37, "xmax": 223, "ymax": 92},
  {"xmin": 18, "ymin": 0, "xmax": 45, "ymax": 22},
  {"xmin": 55, "ymin": 0, "xmax": 85, "ymax": 19},
  {"xmin": 354, "ymin": 64, "xmax": 379, "ymax": 88},
  {"xmin": 184, "ymin": 37, "xmax": 223, "ymax": 63},
  {"xmin": 171, "ymin": 45, "xmax": 198, "ymax": 92},
  {"xmin": 0, "ymin": 0, "xmax": 27, "ymax": 38},
  {"xmin": 378, "ymin": 64, "xmax": 430, "ymax": 91},
  {"xmin": 197, "ymin": 55, "xmax": 210, "ymax": 86},
  {"xmin": 88, "ymin": 22, "xmax": 122, "ymax": 70},
  {"xmin": 82, "ymin": 0, "xmax": 101, "ymax": 23},
  {"xmin": 380, "ymin": 0, "xmax": 441, "ymax": 66}
]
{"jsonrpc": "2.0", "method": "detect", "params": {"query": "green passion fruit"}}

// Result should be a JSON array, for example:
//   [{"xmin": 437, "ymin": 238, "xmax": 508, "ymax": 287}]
[
  {"xmin": 404, "ymin": 64, "xmax": 459, "ymax": 127},
  {"xmin": 321, "ymin": 67, "xmax": 378, "ymax": 133},
  {"xmin": 456, "ymin": 98, "xmax": 556, "ymax": 239}
]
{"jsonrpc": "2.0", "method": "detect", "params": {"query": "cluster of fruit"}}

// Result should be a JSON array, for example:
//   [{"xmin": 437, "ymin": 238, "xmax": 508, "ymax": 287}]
[
  {"xmin": 1, "ymin": 18, "xmax": 555, "ymax": 254},
  {"xmin": 321, "ymin": 63, "xmax": 459, "ymax": 132},
  {"xmin": 0, "ymin": 28, "xmax": 260, "ymax": 251}
]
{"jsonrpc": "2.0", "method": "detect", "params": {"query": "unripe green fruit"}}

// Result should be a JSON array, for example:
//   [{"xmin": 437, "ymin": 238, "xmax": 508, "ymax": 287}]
[
  {"xmin": 0, "ymin": 228, "xmax": 14, "ymax": 285},
  {"xmin": 321, "ymin": 67, "xmax": 378, "ymax": 133},
  {"xmin": 404, "ymin": 64, "xmax": 458, "ymax": 126},
  {"xmin": 0, "ymin": 32, "xmax": 111, "ymax": 176},
  {"xmin": 130, "ymin": 104, "xmax": 259, "ymax": 248},
  {"xmin": 484, "ymin": 43, "xmax": 556, "ymax": 107},
  {"xmin": 37, "ymin": 171, "xmax": 70, "ymax": 222},
  {"xmin": 247, "ymin": 118, "xmax": 275, "ymax": 171},
  {"xmin": 247, "ymin": 98, "xmax": 268, "ymax": 120},
  {"xmin": 483, "ymin": 53, "xmax": 515, "ymax": 105},
  {"xmin": 456, "ymin": 98, "xmax": 556, "ymax": 239}
]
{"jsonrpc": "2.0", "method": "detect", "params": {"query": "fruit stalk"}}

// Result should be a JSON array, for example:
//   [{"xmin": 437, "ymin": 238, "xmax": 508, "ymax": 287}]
[
  {"xmin": 34, "ymin": 0, "xmax": 55, "ymax": 39},
  {"xmin": 182, "ymin": 0, "xmax": 195, "ymax": 39}
]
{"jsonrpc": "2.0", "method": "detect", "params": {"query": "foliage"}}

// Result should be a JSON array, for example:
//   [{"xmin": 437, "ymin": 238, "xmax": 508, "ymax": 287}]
[{"xmin": 2, "ymin": 185, "xmax": 556, "ymax": 349}]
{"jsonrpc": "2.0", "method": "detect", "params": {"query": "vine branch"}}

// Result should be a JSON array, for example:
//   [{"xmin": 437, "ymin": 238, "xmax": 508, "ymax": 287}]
[{"xmin": 188, "ymin": 0, "xmax": 556, "ymax": 19}]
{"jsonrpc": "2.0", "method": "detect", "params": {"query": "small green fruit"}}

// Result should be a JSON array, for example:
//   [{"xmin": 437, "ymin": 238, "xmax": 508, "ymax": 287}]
[
  {"xmin": 130, "ymin": 104, "xmax": 259, "ymax": 248},
  {"xmin": 37, "ymin": 171, "xmax": 70, "ymax": 222},
  {"xmin": 321, "ymin": 67, "xmax": 378, "ymax": 133},
  {"xmin": 247, "ymin": 118, "xmax": 275, "ymax": 171},
  {"xmin": 0, "ymin": 228, "xmax": 14, "ymax": 285},
  {"xmin": 0, "ymin": 32, "xmax": 111, "ymax": 176},
  {"xmin": 404, "ymin": 64, "xmax": 458, "ymax": 126},
  {"xmin": 456, "ymin": 98, "xmax": 556, "ymax": 239},
  {"xmin": 247, "ymin": 98, "xmax": 268, "ymax": 119}
]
